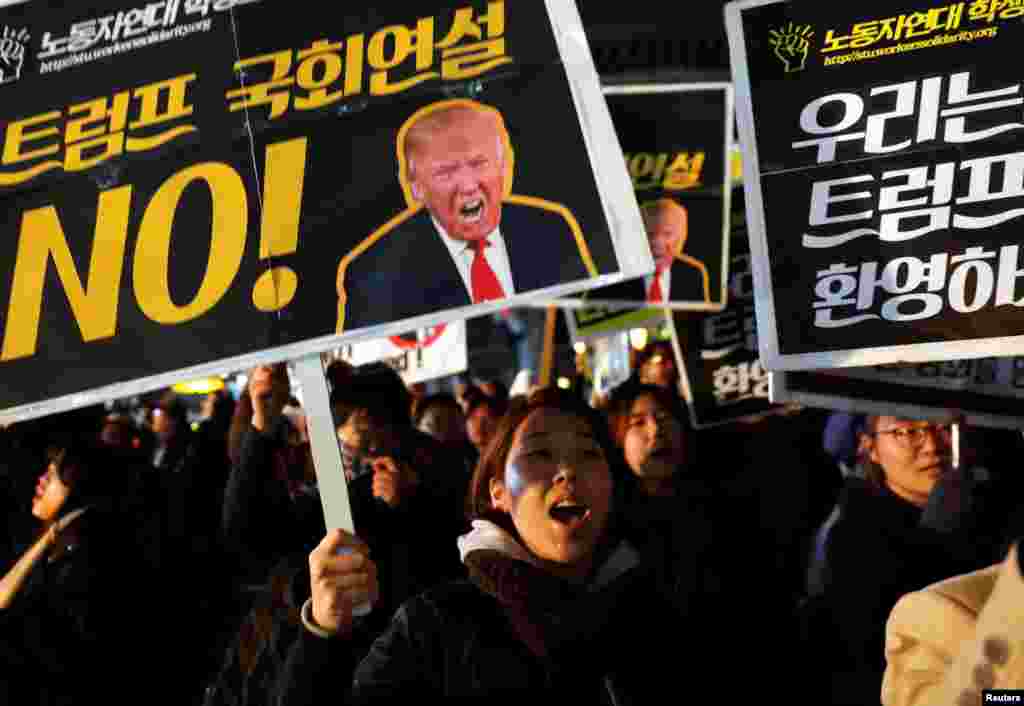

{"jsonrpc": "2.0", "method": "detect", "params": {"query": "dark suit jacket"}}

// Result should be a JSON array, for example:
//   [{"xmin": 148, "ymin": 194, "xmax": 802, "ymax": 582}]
[
  {"xmin": 339, "ymin": 196, "xmax": 592, "ymax": 332},
  {"xmin": 583, "ymin": 257, "xmax": 710, "ymax": 305}
]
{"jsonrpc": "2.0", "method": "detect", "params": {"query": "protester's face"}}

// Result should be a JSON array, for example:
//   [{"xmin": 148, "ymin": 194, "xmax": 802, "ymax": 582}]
[
  {"xmin": 338, "ymin": 409, "xmax": 401, "ymax": 480},
  {"xmin": 467, "ymin": 404, "xmax": 498, "ymax": 450},
  {"xmin": 491, "ymin": 408, "xmax": 613, "ymax": 569},
  {"xmin": 639, "ymin": 349, "xmax": 676, "ymax": 389},
  {"xmin": 622, "ymin": 394, "xmax": 684, "ymax": 480},
  {"xmin": 409, "ymin": 110, "xmax": 505, "ymax": 242},
  {"xmin": 868, "ymin": 416, "xmax": 953, "ymax": 507},
  {"xmin": 32, "ymin": 461, "xmax": 70, "ymax": 522},
  {"xmin": 645, "ymin": 204, "xmax": 686, "ymax": 270},
  {"xmin": 418, "ymin": 405, "xmax": 466, "ymax": 444}
]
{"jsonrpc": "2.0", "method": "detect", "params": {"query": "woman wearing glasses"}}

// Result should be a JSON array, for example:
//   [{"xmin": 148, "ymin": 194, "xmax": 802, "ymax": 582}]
[{"xmin": 816, "ymin": 415, "xmax": 997, "ymax": 706}]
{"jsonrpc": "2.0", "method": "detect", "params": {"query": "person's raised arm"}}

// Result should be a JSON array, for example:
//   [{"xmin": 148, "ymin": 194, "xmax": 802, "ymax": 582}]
[
  {"xmin": 0, "ymin": 508, "xmax": 87, "ymax": 609},
  {"xmin": 221, "ymin": 365, "xmax": 296, "ymax": 564}
]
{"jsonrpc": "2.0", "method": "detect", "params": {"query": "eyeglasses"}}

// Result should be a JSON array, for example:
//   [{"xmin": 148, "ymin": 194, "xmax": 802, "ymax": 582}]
[{"xmin": 871, "ymin": 423, "xmax": 953, "ymax": 447}]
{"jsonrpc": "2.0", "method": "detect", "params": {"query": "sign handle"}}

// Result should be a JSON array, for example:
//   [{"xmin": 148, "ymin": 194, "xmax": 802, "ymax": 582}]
[
  {"xmin": 294, "ymin": 353, "xmax": 354, "ymax": 533},
  {"xmin": 293, "ymin": 353, "xmax": 370, "ymax": 616},
  {"xmin": 539, "ymin": 306, "xmax": 557, "ymax": 388}
]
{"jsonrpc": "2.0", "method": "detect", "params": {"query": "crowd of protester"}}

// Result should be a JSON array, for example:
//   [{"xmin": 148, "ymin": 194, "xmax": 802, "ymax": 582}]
[{"xmin": 2, "ymin": 351, "xmax": 1023, "ymax": 705}]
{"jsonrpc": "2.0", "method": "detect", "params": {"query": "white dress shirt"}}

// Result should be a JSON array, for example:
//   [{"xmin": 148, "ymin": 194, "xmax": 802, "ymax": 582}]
[
  {"xmin": 644, "ymin": 265, "xmax": 672, "ymax": 302},
  {"xmin": 432, "ymin": 216, "xmax": 517, "ymax": 301}
]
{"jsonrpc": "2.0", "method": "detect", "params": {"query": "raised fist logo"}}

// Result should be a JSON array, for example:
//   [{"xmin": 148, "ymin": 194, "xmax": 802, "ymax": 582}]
[
  {"xmin": 0, "ymin": 27, "xmax": 30, "ymax": 85},
  {"xmin": 769, "ymin": 23, "xmax": 814, "ymax": 73}
]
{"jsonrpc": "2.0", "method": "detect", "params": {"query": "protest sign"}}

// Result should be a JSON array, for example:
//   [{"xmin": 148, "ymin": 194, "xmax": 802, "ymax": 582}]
[
  {"xmin": 556, "ymin": 82, "xmax": 734, "ymax": 311},
  {"xmin": 773, "ymin": 357, "xmax": 1024, "ymax": 429},
  {"xmin": 0, "ymin": 0, "xmax": 647, "ymax": 421},
  {"xmin": 727, "ymin": 0, "xmax": 1024, "ymax": 370},
  {"xmin": 676, "ymin": 187, "xmax": 783, "ymax": 427},
  {"xmin": 335, "ymin": 321, "xmax": 467, "ymax": 385}
]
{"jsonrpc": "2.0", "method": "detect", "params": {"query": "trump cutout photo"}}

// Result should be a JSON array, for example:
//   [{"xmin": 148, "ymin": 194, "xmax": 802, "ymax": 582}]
[
  {"xmin": 553, "ymin": 82, "xmax": 734, "ymax": 312},
  {"xmin": 336, "ymin": 99, "xmax": 598, "ymax": 333},
  {"xmin": 640, "ymin": 197, "xmax": 710, "ymax": 304}
]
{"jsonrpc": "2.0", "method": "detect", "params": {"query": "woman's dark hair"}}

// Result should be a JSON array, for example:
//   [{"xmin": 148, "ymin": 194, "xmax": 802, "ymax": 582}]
[
  {"xmin": 607, "ymin": 381, "xmax": 690, "ymax": 444},
  {"xmin": 459, "ymin": 384, "xmax": 485, "ymax": 408},
  {"xmin": 465, "ymin": 391, "xmax": 508, "ymax": 421},
  {"xmin": 476, "ymin": 377, "xmax": 509, "ymax": 405},
  {"xmin": 466, "ymin": 387, "xmax": 633, "ymax": 537},
  {"xmin": 207, "ymin": 389, "xmax": 236, "ymax": 429},
  {"xmin": 330, "ymin": 363, "xmax": 412, "ymax": 430},
  {"xmin": 325, "ymin": 359, "xmax": 355, "ymax": 392},
  {"xmin": 413, "ymin": 394, "xmax": 463, "ymax": 426},
  {"xmin": 46, "ymin": 439, "xmax": 130, "ymax": 516}
]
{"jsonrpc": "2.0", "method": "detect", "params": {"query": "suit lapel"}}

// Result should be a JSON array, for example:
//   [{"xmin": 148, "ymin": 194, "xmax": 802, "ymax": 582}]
[
  {"xmin": 409, "ymin": 211, "xmax": 471, "ymax": 311},
  {"xmin": 503, "ymin": 203, "xmax": 533, "ymax": 292}
]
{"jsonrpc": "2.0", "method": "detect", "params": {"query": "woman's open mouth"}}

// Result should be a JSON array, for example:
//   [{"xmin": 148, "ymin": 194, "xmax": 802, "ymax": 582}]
[{"xmin": 549, "ymin": 500, "xmax": 591, "ymax": 530}]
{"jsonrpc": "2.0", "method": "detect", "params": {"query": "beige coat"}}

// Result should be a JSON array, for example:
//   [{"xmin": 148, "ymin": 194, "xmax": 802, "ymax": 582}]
[{"xmin": 882, "ymin": 544, "xmax": 1024, "ymax": 706}]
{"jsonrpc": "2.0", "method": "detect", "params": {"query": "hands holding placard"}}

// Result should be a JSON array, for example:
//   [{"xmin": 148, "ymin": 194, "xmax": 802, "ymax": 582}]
[{"xmin": 306, "ymin": 529, "xmax": 379, "ymax": 637}]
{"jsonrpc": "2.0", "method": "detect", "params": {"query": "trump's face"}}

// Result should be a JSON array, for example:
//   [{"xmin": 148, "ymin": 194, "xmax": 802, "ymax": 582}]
[
  {"xmin": 645, "ymin": 203, "xmax": 687, "ymax": 270},
  {"xmin": 409, "ymin": 109, "xmax": 505, "ymax": 242}
]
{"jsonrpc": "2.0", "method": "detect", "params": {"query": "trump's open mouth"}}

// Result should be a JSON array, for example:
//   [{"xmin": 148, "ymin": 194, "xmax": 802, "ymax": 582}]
[{"xmin": 459, "ymin": 198, "xmax": 485, "ymax": 223}]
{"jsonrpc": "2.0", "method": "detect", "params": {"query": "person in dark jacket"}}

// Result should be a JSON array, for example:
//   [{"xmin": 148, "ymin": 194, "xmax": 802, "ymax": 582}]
[
  {"xmin": 605, "ymin": 382, "xmax": 721, "ymax": 598},
  {"xmin": 221, "ymin": 363, "xmax": 322, "ymax": 583},
  {"xmin": 277, "ymin": 388, "xmax": 712, "ymax": 704},
  {"xmin": 414, "ymin": 393, "xmax": 477, "ymax": 482},
  {"xmin": 606, "ymin": 381, "xmax": 790, "ymax": 691},
  {"xmin": 223, "ymin": 363, "xmax": 466, "ymax": 619},
  {"xmin": 0, "ymin": 440, "xmax": 160, "ymax": 706},
  {"xmin": 464, "ymin": 391, "xmax": 506, "ymax": 457},
  {"xmin": 817, "ymin": 415, "xmax": 999, "ymax": 706},
  {"xmin": 331, "ymin": 365, "xmax": 468, "ymax": 615}
]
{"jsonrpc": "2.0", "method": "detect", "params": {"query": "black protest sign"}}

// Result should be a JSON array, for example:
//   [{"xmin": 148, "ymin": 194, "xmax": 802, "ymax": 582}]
[
  {"xmin": 727, "ymin": 0, "xmax": 1024, "ymax": 370},
  {"xmin": 773, "ymin": 357, "xmax": 1024, "ymax": 429},
  {"xmin": 557, "ymin": 82, "xmax": 734, "ymax": 312},
  {"xmin": 676, "ymin": 187, "xmax": 782, "ymax": 427},
  {"xmin": 0, "ymin": 0, "xmax": 644, "ymax": 421}
]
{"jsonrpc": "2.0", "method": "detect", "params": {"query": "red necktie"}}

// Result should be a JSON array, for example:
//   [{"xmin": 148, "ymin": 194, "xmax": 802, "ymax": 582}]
[
  {"xmin": 470, "ymin": 239, "xmax": 506, "ymax": 303},
  {"xmin": 647, "ymin": 266, "xmax": 665, "ymax": 303}
]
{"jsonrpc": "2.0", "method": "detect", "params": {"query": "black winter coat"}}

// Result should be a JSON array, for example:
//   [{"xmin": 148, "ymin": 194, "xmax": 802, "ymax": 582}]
[
  {"xmin": 0, "ymin": 509, "xmax": 162, "ymax": 706},
  {"xmin": 276, "ymin": 557, "xmax": 703, "ymax": 705},
  {"xmin": 221, "ymin": 424, "xmax": 466, "ymax": 620},
  {"xmin": 816, "ymin": 477, "xmax": 994, "ymax": 705}
]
